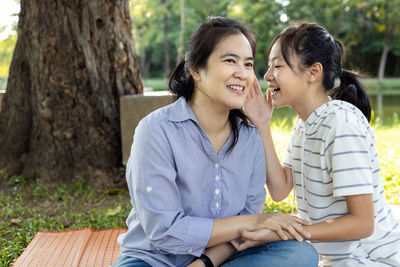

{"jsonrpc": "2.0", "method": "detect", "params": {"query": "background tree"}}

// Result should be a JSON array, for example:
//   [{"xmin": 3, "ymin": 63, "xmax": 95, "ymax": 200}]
[{"xmin": 0, "ymin": 0, "xmax": 143, "ymax": 187}]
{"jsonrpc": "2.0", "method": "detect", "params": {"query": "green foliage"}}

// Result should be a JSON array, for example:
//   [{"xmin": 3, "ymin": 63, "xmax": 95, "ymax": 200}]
[{"xmin": 0, "ymin": 34, "xmax": 16, "ymax": 90}]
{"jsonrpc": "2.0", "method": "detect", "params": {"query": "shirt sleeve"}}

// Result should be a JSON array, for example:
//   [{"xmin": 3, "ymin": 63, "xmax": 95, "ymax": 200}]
[
  {"xmin": 324, "ymin": 121, "xmax": 374, "ymax": 197},
  {"xmin": 125, "ymin": 117, "xmax": 213, "ymax": 256},
  {"xmin": 239, "ymin": 131, "xmax": 267, "ymax": 215}
]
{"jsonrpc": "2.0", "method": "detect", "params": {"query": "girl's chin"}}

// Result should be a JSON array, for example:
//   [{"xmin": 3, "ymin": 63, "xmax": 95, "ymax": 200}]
[{"xmin": 271, "ymin": 99, "xmax": 283, "ymax": 108}]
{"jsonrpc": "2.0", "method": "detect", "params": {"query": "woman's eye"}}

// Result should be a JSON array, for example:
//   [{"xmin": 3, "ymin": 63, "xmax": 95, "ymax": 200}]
[
  {"xmin": 245, "ymin": 62, "xmax": 253, "ymax": 67},
  {"xmin": 225, "ymin": 59, "xmax": 235, "ymax": 63}
]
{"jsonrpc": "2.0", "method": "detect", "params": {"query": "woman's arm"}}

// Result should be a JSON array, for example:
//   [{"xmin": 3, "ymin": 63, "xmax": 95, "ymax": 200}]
[
  {"xmin": 187, "ymin": 243, "xmax": 236, "ymax": 267},
  {"xmin": 243, "ymin": 79, "xmax": 293, "ymax": 201}
]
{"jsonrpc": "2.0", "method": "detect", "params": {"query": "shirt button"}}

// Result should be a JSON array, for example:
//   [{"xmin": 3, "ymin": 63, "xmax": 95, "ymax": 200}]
[
  {"xmin": 215, "ymin": 163, "xmax": 219, "ymax": 168},
  {"xmin": 215, "ymin": 189, "xmax": 220, "ymax": 195},
  {"xmin": 188, "ymin": 248, "xmax": 193, "ymax": 253},
  {"xmin": 146, "ymin": 186, "xmax": 152, "ymax": 192},
  {"xmin": 216, "ymin": 202, "xmax": 220, "ymax": 208},
  {"xmin": 215, "ymin": 175, "xmax": 220, "ymax": 181}
]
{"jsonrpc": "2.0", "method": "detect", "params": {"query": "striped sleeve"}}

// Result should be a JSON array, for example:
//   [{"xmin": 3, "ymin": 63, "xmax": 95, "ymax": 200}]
[{"xmin": 325, "ymin": 122, "xmax": 373, "ymax": 197}]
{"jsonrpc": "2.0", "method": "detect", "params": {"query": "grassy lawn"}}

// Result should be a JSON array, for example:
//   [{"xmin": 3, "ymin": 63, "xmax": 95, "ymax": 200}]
[{"xmin": 1, "ymin": 115, "xmax": 399, "ymax": 266}]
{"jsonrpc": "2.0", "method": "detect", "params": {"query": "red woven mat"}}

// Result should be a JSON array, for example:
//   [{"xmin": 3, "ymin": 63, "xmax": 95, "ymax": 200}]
[{"xmin": 12, "ymin": 228, "xmax": 127, "ymax": 267}]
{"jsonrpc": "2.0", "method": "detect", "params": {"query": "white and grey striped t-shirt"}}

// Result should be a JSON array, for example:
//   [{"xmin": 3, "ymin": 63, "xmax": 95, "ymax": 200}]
[{"xmin": 282, "ymin": 100, "xmax": 400, "ymax": 266}]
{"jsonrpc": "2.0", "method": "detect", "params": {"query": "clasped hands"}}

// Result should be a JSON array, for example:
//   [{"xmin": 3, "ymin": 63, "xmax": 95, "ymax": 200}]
[{"xmin": 231, "ymin": 213, "xmax": 312, "ymax": 251}]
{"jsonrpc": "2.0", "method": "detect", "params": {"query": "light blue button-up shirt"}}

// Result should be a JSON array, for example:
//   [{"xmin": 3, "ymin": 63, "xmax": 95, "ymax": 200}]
[{"xmin": 118, "ymin": 97, "xmax": 266, "ymax": 266}]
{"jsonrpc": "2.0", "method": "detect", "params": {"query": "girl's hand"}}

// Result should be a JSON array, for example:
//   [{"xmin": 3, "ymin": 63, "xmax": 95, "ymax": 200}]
[
  {"xmin": 252, "ymin": 213, "xmax": 312, "ymax": 242},
  {"xmin": 243, "ymin": 77, "xmax": 273, "ymax": 128}
]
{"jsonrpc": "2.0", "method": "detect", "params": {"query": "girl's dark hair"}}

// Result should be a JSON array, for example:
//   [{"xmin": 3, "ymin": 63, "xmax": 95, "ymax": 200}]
[
  {"xmin": 269, "ymin": 22, "xmax": 371, "ymax": 122},
  {"xmin": 169, "ymin": 16, "xmax": 256, "ymax": 151}
]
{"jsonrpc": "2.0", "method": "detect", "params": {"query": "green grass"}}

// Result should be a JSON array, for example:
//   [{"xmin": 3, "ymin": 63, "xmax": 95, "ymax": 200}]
[
  {"xmin": 0, "ymin": 175, "xmax": 131, "ymax": 266},
  {"xmin": 1, "ymin": 116, "xmax": 399, "ymax": 266}
]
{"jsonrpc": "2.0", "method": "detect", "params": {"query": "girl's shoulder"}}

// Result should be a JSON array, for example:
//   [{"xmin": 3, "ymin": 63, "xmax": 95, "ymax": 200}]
[
  {"xmin": 319, "ymin": 100, "xmax": 368, "ymax": 126},
  {"xmin": 320, "ymin": 100, "xmax": 374, "ymax": 137}
]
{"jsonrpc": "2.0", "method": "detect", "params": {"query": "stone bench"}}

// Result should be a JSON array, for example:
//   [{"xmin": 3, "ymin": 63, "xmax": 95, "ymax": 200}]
[{"xmin": 120, "ymin": 91, "xmax": 176, "ymax": 165}]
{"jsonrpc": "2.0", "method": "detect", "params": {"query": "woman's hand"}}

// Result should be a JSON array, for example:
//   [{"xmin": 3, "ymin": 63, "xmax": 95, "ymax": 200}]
[
  {"xmin": 253, "ymin": 213, "xmax": 312, "ymax": 242},
  {"xmin": 231, "ymin": 213, "xmax": 312, "ymax": 251},
  {"xmin": 243, "ymin": 77, "xmax": 273, "ymax": 128},
  {"xmin": 255, "ymin": 213, "xmax": 312, "ymax": 242},
  {"xmin": 230, "ymin": 228, "xmax": 278, "ymax": 251}
]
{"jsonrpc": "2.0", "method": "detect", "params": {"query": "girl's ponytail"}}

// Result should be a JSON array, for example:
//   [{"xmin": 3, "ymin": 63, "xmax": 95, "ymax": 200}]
[
  {"xmin": 168, "ymin": 59, "xmax": 194, "ymax": 100},
  {"xmin": 330, "ymin": 70, "xmax": 371, "ymax": 122}
]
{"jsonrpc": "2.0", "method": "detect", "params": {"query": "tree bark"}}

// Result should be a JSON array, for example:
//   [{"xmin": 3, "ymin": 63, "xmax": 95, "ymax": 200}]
[{"xmin": 0, "ymin": 0, "xmax": 142, "ymax": 187}]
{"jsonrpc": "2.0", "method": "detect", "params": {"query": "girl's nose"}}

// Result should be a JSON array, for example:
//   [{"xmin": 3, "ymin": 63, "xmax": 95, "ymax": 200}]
[{"xmin": 264, "ymin": 67, "xmax": 274, "ymax": 81}]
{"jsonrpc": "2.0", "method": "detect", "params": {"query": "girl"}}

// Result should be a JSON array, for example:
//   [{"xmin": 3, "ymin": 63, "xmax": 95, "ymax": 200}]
[
  {"xmin": 113, "ymin": 17, "xmax": 317, "ymax": 267},
  {"xmin": 236, "ymin": 22, "xmax": 400, "ymax": 266}
]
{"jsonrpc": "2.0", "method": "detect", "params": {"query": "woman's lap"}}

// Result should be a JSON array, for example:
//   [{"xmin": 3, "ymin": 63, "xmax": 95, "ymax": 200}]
[
  {"xmin": 222, "ymin": 240, "xmax": 318, "ymax": 267},
  {"xmin": 111, "ymin": 256, "xmax": 151, "ymax": 267},
  {"xmin": 112, "ymin": 241, "xmax": 318, "ymax": 267}
]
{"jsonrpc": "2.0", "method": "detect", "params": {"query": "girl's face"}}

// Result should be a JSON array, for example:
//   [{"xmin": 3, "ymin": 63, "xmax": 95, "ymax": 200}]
[
  {"xmin": 192, "ymin": 33, "xmax": 255, "ymax": 110},
  {"xmin": 264, "ymin": 41, "xmax": 309, "ymax": 109}
]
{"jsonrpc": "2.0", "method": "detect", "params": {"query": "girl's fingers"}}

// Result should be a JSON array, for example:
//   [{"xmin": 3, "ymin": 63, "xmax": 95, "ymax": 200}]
[
  {"xmin": 253, "ymin": 77, "xmax": 262, "ymax": 96},
  {"xmin": 285, "ymin": 225, "xmax": 304, "ymax": 242},
  {"xmin": 295, "ymin": 217, "xmax": 313, "ymax": 226},
  {"xmin": 292, "ymin": 223, "xmax": 312, "ymax": 239}
]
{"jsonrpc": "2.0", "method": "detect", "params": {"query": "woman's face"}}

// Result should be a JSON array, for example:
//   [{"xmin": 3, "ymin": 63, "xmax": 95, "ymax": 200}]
[
  {"xmin": 192, "ymin": 33, "xmax": 255, "ymax": 110},
  {"xmin": 264, "ymin": 41, "xmax": 309, "ymax": 109}
]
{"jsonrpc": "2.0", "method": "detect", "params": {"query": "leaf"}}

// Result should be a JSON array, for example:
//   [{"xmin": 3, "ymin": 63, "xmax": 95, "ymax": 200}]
[{"xmin": 106, "ymin": 205, "xmax": 122, "ymax": 216}]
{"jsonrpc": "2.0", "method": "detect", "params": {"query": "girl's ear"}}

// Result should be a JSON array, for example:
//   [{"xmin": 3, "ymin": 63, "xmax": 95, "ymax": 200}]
[
  {"xmin": 189, "ymin": 67, "xmax": 201, "ymax": 81},
  {"xmin": 307, "ymin": 62, "xmax": 323, "ymax": 83}
]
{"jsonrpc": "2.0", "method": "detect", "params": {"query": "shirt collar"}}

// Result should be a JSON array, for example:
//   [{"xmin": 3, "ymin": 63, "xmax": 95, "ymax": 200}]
[
  {"xmin": 168, "ymin": 96, "xmax": 247, "ymax": 126},
  {"xmin": 168, "ymin": 96, "xmax": 198, "ymax": 123},
  {"xmin": 304, "ymin": 97, "xmax": 332, "ymax": 127}
]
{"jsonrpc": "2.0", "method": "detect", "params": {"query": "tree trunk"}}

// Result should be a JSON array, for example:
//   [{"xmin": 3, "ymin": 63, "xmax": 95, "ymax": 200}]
[
  {"xmin": 176, "ymin": 0, "xmax": 185, "ymax": 63},
  {"xmin": 161, "ymin": 0, "xmax": 170, "ymax": 80},
  {"xmin": 0, "ymin": 0, "xmax": 143, "ymax": 188}
]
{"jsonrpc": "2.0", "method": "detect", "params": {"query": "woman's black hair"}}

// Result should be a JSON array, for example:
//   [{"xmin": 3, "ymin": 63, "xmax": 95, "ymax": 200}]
[
  {"xmin": 269, "ymin": 22, "xmax": 371, "ymax": 122},
  {"xmin": 169, "ymin": 16, "xmax": 256, "ymax": 152}
]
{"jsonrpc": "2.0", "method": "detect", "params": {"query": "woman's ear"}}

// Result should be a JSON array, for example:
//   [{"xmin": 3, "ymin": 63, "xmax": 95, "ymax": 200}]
[
  {"xmin": 189, "ymin": 67, "xmax": 201, "ymax": 81},
  {"xmin": 308, "ymin": 62, "xmax": 323, "ymax": 83}
]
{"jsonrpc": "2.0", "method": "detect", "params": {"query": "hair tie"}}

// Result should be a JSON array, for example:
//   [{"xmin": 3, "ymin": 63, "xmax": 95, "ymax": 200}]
[{"xmin": 338, "ymin": 69, "xmax": 344, "ymax": 78}]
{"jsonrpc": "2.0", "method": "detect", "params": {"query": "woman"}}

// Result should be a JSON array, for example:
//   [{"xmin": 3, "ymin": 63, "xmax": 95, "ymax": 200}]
[{"xmin": 114, "ymin": 17, "xmax": 318, "ymax": 267}]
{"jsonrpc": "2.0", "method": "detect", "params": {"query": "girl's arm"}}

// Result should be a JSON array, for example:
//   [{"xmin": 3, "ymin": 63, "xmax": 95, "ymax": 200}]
[
  {"xmin": 304, "ymin": 194, "xmax": 374, "ymax": 241},
  {"xmin": 233, "ymin": 193, "xmax": 374, "ymax": 251},
  {"xmin": 243, "ymin": 79, "xmax": 293, "ymax": 201}
]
